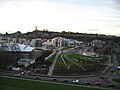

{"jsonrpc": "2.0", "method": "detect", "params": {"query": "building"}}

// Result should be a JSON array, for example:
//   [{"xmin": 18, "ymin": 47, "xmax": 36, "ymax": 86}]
[
  {"xmin": 52, "ymin": 37, "xmax": 77, "ymax": 47},
  {"xmin": 0, "ymin": 37, "xmax": 30, "ymax": 45},
  {"xmin": 30, "ymin": 37, "xmax": 81, "ymax": 50},
  {"xmin": 91, "ymin": 39, "xmax": 105, "ymax": 48},
  {"xmin": 1, "ymin": 43, "xmax": 34, "ymax": 52},
  {"xmin": 17, "ymin": 58, "xmax": 35, "ymax": 67},
  {"xmin": 30, "ymin": 38, "xmax": 42, "ymax": 47}
]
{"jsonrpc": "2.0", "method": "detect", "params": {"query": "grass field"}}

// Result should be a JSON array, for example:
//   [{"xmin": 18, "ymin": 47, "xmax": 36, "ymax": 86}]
[
  {"xmin": 0, "ymin": 76, "xmax": 105, "ymax": 90},
  {"xmin": 66, "ymin": 53, "xmax": 103, "ymax": 62},
  {"xmin": 112, "ymin": 78, "xmax": 120, "ymax": 83},
  {"xmin": 55, "ymin": 53, "xmax": 105, "ymax": 67}
]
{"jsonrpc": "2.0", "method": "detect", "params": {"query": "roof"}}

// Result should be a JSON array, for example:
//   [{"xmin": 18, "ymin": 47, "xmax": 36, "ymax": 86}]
[
  {"xmin": 18, "ymin": 44, "xmax": 34, "ymax": 52},
  {"xmin": 2, "ymin": 43, "xmax": 34, "ymax": 52}
]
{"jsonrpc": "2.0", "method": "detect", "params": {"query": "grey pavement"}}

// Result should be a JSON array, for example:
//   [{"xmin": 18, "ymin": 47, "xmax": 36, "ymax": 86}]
[{"xmin": 47, "ymin": 51, "xmax": 61, "ymax": 76}]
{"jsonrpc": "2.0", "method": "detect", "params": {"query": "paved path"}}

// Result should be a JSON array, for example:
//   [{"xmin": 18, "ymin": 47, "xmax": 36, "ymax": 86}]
[{"xmin": 47, "ymin": 51, "xmax": 61, "ymax": 76}]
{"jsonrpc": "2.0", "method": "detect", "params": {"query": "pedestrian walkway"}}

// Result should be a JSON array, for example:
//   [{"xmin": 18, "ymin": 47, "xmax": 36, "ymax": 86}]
[{"xmin": 47, "ymin": 51, "xmax": 61, "ymax": 76}]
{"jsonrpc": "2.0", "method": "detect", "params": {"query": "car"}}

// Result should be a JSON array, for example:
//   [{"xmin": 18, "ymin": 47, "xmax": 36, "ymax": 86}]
[
  {"xmin": 99, "ymin": 76, "xmax": 104, "ymax": 78},
  {"xmin": 15, "ymin": 74, "xmax": 21, "ymax": 76},
  {"xmin": 63, "ymin": 79, "xmax": 68, "ymax": 83},
  {"xmin": 35, "ymin": 76, "xmax": 40, "ymax": 80},
  {"xmin": 73, "ymin": 80, "xmax": 80, "ymax": 84},
  {"xmin": 21, "ymin": 71, "xmax": 26, "ymax": 75},
  {"xmin": 110, "ymin": 69, "xmax": 115, "ymax": 72},
  {"xmin": 84, "ymin": 81, "xmax": 91, "ymax": 85},
  {"xmin": 93, "ymin": 81, "xmax": 102, "ymax": 86},
  {"xmin": 108, "ymin": 84, "xmax": 116, "ymax": 87},
  {"xmin": 52, "ymin": 78, "xmax": 57, "ymax": 81}
]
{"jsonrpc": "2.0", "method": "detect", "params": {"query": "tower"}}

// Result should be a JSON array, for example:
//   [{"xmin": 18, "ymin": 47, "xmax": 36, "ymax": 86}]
[{"xmin": 35, "ymin": 26, "xmax": 37, "ymax": 30}]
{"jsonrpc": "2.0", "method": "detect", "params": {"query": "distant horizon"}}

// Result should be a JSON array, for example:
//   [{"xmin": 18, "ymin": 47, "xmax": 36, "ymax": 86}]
[
  {"xmin": 1, "ymin": 26, "xmax": 119, "ymax": 37},
  {"xmin": 0, "ymin": 0, "xmax": 120, "ymax": 36}
]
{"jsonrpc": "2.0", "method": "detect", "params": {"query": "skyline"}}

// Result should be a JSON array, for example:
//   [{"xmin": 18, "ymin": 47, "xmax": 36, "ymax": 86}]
[{"xmin": 0, "ymin": 0, "xmax": 120, "ymax": 36}]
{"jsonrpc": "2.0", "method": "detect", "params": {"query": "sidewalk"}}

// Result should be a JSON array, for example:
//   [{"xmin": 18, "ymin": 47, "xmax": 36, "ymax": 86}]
[{"xmin": 47, "ymin": 51, "xmax": 61, "ymax": 76}]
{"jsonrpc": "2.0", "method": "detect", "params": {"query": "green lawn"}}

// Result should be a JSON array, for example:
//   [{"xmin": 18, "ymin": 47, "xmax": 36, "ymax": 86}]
[
  {"xmin": 47, "ymin": 53, "xmax": 57, "ymax": 63},
  {"xmin": 0, "ymin": 76, "xmax": 104, "ymax": 90},
  {"xmin": 112, "ymin": 78, "xmax": 120, "ymax": 83},
  {"xmin": 56, "ymin": 54, "xmax": 78, "ymax": 67},
  {"xmin": 66, "ymin": 53, "xmax": 103, "ymax": 62},
  {"xmin": 56, "ymin": 54, "xmax": 66, "ymax": 66},
  {"xmin": 56, "ymin": 53, "xmax": 105, "ymax": 67},
  {"xmin": 62, "ymin": 55, "xmax": 75, "ymax": 66}
]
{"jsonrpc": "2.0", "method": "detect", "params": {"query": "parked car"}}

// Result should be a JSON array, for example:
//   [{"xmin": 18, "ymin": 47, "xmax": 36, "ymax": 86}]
[
  {"xmin": 108, "ymin": 84, "xmax": 116, "ymax": 87},
  {"xmin": 15, "ymin": 74, "xmax": 21, "ymax": 76},
  {"xmin": 35, "ymin": 76, "xmax": 40, "ymax": 80},
  {"xmin": 21, "ymin": 71, "xmax": 26, "ymax": 75},
  {"xmin": 99, "ymin": 76, "xmax": 104, "ymax": 78},
  {"xmin": 52, "ymin": 78, "xmax": 57, "ymax": 81},
  {"xmin": 93, "ymin": 81, "xmax": 102, "ymax": 86},
  {"xmin": 73, "ymin": 80, "xmax": 80, "ymax": 84},
  {"xmin": 84, "ymin": 81, "xmax": 91, "ymax": 85},
  {"xmin": 63, "ymin": 79, "xmax": 68, "ymax": 83}
]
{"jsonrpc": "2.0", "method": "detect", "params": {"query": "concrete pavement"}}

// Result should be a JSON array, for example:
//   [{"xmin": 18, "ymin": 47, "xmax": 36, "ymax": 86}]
[{"xmin": 47, "ymin": 51, "xmax": 61, "ymax": 76}]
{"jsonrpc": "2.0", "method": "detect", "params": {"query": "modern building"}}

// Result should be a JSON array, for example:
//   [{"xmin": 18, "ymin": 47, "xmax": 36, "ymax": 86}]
[{"xmin": 1, "ymin": 43, "xmax": 34, "ymax": 52}]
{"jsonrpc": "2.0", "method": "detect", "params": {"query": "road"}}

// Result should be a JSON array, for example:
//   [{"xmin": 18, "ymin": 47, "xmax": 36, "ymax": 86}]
[
  {"xmin": 98, "ymin": 47, "xmax": 120, "ymax": 89},
  {"xmin": 111, "ymin": 52, "xmax": 118, "ymax": 72}
]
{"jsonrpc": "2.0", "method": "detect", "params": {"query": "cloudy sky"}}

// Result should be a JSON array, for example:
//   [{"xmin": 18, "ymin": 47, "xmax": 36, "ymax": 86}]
[{"xmin": 0, "ymin": 0, "xmax": 120, "ymax": 36}]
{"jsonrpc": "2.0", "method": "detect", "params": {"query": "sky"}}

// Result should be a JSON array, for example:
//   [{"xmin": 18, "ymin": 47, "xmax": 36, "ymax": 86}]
[{"xmin": 0, "ymin": 0, "xmax": 120, "ymax": 36}]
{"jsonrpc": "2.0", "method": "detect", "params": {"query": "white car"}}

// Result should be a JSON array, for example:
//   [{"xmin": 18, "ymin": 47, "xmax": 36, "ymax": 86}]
[
  {"xmin": 15, "ymin": 74, "xmax": 21, "ymax": 76},
  {"xmin": 73, "ymin": 80, "xmax": 79, "ymax": 84},
  {"xmin": 21, "ymin": 71, "xmax": 26, "ymax": 75}
]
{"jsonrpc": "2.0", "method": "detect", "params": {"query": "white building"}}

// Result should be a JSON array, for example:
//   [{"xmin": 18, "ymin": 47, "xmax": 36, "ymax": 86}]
[
  {"xmin": 1, "ymin": 43, "xmax": 34, "ymax": 52},
  {"xmin": 30, "ymin": 37, "xmax": 81, "ymax": 49},
  {"xmin": 52, "ymin": 37, "xmax": 77, "ymax": 47}
]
